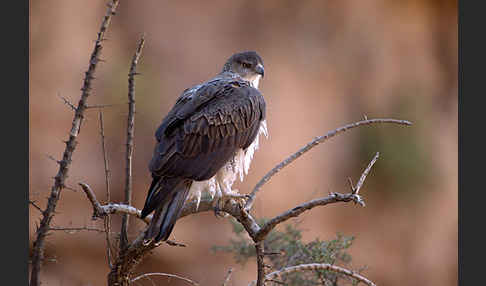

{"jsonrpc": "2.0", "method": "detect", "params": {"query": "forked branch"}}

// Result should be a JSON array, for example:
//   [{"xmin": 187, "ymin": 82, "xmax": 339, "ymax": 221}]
[{"xmin": 244, "ymin": 118, "xmax": 411, "ymax": 210}]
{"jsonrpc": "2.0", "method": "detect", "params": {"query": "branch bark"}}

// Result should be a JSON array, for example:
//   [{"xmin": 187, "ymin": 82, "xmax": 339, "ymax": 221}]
[
  {"xmin": 255, "ymin": 242, "xmax": 266, "ymax": 286},
  {"xmin": 29, "ymin": 2, "xmax": 120, "ymax": 285},
  {"xmin": 222, "ymin": 268, "xmax": 233, "ymax": 286},
  {"xmin": 131, "ymin": 272, "xmax": 199, "ymax": 286},
  {"xmin": 265, "ymin": 263, "xmax": 376, "ymax": 286},
  {"xmin": 244, "ymin": 118, "xmax": 411, "ymax": 211},
  {"xmin": 120, "ymin": 33, "xmax": 145, "ymax": 250},
  {"xmin": 99, "ymin": 111, "xmax": 114, "ymax": 268}
]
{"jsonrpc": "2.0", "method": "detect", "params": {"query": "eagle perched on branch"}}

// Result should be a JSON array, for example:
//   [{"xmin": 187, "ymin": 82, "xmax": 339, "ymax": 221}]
[{"xmin": 141, "ymin": 51, "xmax": 267, "ymax": 243}]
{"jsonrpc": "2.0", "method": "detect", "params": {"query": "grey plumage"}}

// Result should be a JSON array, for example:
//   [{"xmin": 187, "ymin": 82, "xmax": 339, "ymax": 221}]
[{"xmin": 141, "ymin": 51, "xmax": 266, "ymax": 243}]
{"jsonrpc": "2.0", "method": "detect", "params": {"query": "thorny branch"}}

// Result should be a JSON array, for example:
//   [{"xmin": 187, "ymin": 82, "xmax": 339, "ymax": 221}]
[
  {"xmin": 29, "ymin": 1, "xmax": 120, "ymax": 285},
  {"xmin": 58, "ymin": 94, "xmax": 77, "ymax": 111},
  {"xmin": 120, "ymin": 33, "xmax": 145, "ymax": 250}
]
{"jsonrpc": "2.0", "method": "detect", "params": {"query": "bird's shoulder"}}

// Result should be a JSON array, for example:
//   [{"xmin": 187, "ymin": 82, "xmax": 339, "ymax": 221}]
[{"xmin": 156, "ymin": 73, "xmax": 263, "ymax": 140}]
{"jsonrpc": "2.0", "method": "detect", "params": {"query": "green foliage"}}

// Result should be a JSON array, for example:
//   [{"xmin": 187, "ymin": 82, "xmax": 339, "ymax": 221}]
[
  {"xmin": 212, "ymin": 219, "xmax": 362, "ymax": 285},
  {"xmin": 353, "ymin": 94, "xmax": 433, "ymax": 201}
]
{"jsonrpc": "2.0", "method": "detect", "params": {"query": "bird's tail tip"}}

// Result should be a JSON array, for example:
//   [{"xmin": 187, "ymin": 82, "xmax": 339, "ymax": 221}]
[{"xmin": 143, "ymin": 179, "xmax": 191, "ymax": 243}]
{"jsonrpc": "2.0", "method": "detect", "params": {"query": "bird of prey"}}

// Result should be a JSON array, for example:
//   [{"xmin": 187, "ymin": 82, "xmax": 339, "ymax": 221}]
[{"xmin": 141, "ymin": 51, "xmax": 267, "ymax": 243}]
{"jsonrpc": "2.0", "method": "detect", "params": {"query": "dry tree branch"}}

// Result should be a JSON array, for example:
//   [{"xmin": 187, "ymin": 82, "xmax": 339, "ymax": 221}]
[
  {"xmin": 255, "ymin": 242, "xmax": 266, "ymax": 285},
  {"xmin": 120, "ymin": 33, "xmax": 145, "ymax": 250},
  {"xmin": 222, "ymin": 268, "xmax": 233, "ymax": 286},
  {"xmin": 251, "ymin": 152, "xmax": 380, "ymax": 286},
  {"xmin": 131, "ymin": 272, "xmax": 199, "ymax": 286},
  {"xmin": 244, "ymin": 118, "xmax": 412, "ymax": 211},
  {"xmin": 255, "ymin": 152, "xmax": 379, "ymax": 241},
  {"xmin": 99, "ymin": 110, "xmax": 114, "ymax": 268},
  {"xmin": 58, "ymin": 94, "xmax": 77, "ymax": 111},
  {"xmin": 29, "ymin": 1, "xmax": 120, "ymax": 285},
  {"xmin": 49, "ymin": 226, "xmax": 106, "ymax": 233},
  {"xmin": 265, "ymin": 263, "xmax": 376, "ymax": 286},
  {"xmin": 86, "ymin": 103, "xmax": 120, "ymax": 109},
  {"xmin": 352, "ymin": 151, "xmax": 380, "ymax": 196},
  {"xmin": 29, "ymin": 200, "xmax": 43, "ymax": 213},
  {"xmin": 79, "ymin": 182, "xmax": 106, "ymax": 218},
  {"xmin": 255, "ymin": 193, "xmax": 363, "ymax": 242},
  {"xmin": 79, "ymin": 182, "xmax": 153, "ymax": 223}
]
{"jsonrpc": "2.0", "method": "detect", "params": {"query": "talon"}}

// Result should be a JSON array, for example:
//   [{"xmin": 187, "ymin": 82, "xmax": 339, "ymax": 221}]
[
  {"xmin": 213, "ymin": 203, "xmax": 227, "ymax": 218},
  {"xmin": 143, "ymin": 238, "xmax": 153, "ymax": 246}
]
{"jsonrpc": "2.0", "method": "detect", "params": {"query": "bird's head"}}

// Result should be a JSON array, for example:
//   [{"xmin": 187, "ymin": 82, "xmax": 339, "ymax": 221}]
[{"xmin": 222, "ymin": 51, "xmax": 264, "ymax": 88}]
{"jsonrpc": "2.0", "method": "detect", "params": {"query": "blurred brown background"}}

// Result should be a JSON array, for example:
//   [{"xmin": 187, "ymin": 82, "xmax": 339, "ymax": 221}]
[{"xmin": 29, "ymin": 0, "xmax": 457, "ymax": 285}]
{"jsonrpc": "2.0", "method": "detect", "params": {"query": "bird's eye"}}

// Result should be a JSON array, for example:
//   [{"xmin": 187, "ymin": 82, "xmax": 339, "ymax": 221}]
[{"xmin": 242, "ymin": 62, "xmax": 252, "ymax": 69}]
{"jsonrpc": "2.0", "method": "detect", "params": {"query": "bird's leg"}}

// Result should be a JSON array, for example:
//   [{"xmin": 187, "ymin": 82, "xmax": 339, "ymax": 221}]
[
  {"xmin": 212, "ymin": 163, "xmax": 249, "ymax": 216},
  {"xmin": 213, "ymin": 185, "xmax": 250, "ymax": 218},
  {"xmin": 212, "ymin": 185, "xmax": 227, "ymax": 218}
]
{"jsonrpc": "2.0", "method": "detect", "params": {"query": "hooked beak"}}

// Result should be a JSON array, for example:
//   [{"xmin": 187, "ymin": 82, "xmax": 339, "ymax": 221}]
[{"xmin": 255, "ymin": 64, "xmax": 264, "ymax": 78}]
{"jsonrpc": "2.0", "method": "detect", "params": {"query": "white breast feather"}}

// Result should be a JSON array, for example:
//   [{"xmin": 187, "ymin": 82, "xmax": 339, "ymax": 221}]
[{"xmin": 187, "ymin": 120, "xmax": 268, "ymax": 208}]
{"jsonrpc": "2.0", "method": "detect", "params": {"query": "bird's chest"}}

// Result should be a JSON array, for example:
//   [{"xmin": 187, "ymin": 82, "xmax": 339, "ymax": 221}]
[{"xmin": 187, "ymin": 120, "xmax": 268, "ymax": 203}]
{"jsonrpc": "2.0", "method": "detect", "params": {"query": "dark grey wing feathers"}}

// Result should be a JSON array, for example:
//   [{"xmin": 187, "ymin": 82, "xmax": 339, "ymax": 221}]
[{"xmin": 149, "ymin": 78, "xmax": 265, "ymax": 181}]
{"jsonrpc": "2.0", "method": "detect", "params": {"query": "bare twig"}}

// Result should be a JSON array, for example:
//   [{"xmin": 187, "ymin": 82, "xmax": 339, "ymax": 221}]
[
  {"xmin": 263, "ymin": 251, "xmax": 282, "ymax": 256},
  {"xmin": 104, "ymin": 217, "xmax": 115, "ymax": 268},
  {"xmin": 49, "ymin": 226, "xmax": 106, "ymax": 233},
  {"xmin": 86, "ymin": 103, "xmax": 120, "ymax": 109},
  {"xmin": 265, "ymin": 263, "xmax": 376, "ymax": 286},
  {"xmin": 58, "ymin": 94, "xmax": 76, "ymax": 111},
  {"xmin": 79, "ymin": 182, "xmax": 106, "ymax": 218},
  {"xmin": 255, "ymin": 152, "xmax": 379, "ymax": 241},
  {"xmin": 165, "ymin": 240, "xmax": 187, "ymax": 247},
  {"xmin": 29, "ymin": 2, "xmax": 120, "ymax": 285},
  {"xmin": 222, "ymin": 268, "xmax": 233, "ymax": 286},
  {"xmin": 79, "ymin": 182, "xmax": 151, "ymax": 224},
  {"xmin": 46, "ymin": 154, "xmax": 59, "ymax": 164},
  {"xmin": 353, "ymin": 152, "xmax": 379, "ymax": 196},
  {"xmin": 79, "ymin": 183, "xmax": 153, "ymax": 224},
  {"xmin": 131, "ymin": 272, "xmax": 199, "ymax": 286},
  {"xmin": 254, "ymin": 192, "xmax": 360, "ymax": 245},
  {"xmin": 99, "ymin": 111, "xmax": 111, "ymax": 213},
  {"xmin": 29, "ymin": 200, "xmax": 43, "ymax": 213},
  {"xmin": 244, "ymin": 118, "xmax": 412, "ymax": 211},
  {"xmin": 99, "ymin": 111, "xmax": 114, "ymax": 268},
  {"xmin": 120, "ymin": 33, "xmax": 145, "ymax": 250}
]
